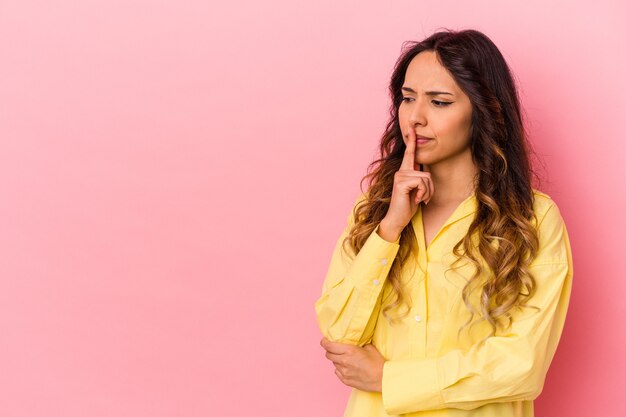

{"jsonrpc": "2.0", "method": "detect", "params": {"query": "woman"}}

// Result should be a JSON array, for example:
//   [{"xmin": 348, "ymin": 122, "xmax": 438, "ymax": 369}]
[{"xmin": 314, "ymin": 29, "xmax": 573, "ymax": 417}]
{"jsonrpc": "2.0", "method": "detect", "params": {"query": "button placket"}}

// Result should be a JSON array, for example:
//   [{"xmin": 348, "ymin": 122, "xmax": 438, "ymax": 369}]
[{"xmin": 408, "ymin": 271, "xmax": 428, "ymax": 358}]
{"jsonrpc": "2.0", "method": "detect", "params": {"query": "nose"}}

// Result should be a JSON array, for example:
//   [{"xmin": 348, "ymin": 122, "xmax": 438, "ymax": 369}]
[{"xmin": 408, "ymin": 98, "xmax": 427, "ymax": 126}]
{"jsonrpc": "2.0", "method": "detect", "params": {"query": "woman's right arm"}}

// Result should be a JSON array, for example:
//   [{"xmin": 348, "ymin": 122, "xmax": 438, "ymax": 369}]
[
  {"xmin": 316, "ymin": 128, "xmax": 434, "ymax": 346},
  {"xmin": 314, "ymin": 193, "xmax": 401, "ymax": 347}
]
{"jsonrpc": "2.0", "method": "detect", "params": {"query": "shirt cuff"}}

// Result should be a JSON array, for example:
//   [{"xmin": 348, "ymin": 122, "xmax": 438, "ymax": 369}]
[
  {"xmin": 347, "ymin": 224, "xmax": 400, "ymax": 286},
  {"xmin": 382, "ymin": 357, "xmax": 445, "ymax": 415}
]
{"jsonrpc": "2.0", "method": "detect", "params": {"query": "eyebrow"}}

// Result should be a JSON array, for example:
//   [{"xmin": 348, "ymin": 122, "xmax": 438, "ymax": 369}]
[{"xmin": 401, "ymin": 86, "xmax": 453, "ymax": 96}]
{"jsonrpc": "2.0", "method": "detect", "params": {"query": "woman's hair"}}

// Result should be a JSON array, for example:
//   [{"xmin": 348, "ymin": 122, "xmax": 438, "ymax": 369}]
[{"xmin": 343, "ymin": 28, "xmax": 543, "ymax": 345}]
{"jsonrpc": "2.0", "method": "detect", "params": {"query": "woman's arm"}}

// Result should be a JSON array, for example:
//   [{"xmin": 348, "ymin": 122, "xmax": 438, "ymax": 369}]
[
  {"xmin": 314, "ymin": 193, "xmax": 401, "ymax": 346},
  {"xmin": 381, "ymin": 201, "xmax": 574, "ymax": 414}
]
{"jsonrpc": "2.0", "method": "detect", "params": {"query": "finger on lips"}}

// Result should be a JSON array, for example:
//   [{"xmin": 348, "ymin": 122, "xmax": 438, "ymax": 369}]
[{"xmin": 401, "ymin": 128, "xmax": 416, "ymax": 171}]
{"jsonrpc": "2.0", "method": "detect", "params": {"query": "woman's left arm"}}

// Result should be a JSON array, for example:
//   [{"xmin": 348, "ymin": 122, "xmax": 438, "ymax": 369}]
[{"xmin": 381, "ymin": 200, "xmax": 574, "ymax": 415}]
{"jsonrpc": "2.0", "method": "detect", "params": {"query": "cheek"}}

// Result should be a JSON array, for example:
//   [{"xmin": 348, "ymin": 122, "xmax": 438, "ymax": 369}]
[
  {"xmin": 433, "ymin": 111, "xmax": 472, "ymax": 142},
  {"xmin": 457, "ymin": 105, "xmax": 474, "ymax": 138},
  {"xmin": 397, "ymin": 105, "xmax": 408, "ymax": 123}
]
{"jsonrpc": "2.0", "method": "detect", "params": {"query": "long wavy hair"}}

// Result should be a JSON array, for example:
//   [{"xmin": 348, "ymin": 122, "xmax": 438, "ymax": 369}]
[{"xmin": 343, "ymin": 28, "xmax": 543, "ymax": 345}]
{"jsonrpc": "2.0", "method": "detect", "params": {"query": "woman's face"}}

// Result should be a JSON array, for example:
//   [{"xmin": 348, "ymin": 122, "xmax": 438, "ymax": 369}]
[{"xmin": 398, "ymin": 50, "xmax": 474, "ymax": 168}]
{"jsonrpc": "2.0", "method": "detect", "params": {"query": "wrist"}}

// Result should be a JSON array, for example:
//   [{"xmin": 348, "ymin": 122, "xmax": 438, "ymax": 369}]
[{"xmin": 378, "ymin": 218, "xmax": 403, "ymax": 243}]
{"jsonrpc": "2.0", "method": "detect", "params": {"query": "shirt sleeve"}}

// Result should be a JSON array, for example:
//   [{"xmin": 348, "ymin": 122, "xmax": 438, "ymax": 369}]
[
  {"xmin": 381, "ymin": 200, "xmax": 574, "ymax": 414},
  {"xmin": 314, "ymin": 193, "xmax": 401, "ymax": 347}
]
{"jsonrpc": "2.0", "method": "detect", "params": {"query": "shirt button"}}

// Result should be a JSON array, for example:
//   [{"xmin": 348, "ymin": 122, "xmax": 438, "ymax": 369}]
[
  {"xmin": 414, "ymin": 314, "xmax": 422, "ymax": 322},
  {"xmin": 380, "ymin": 259, "xmax": 388, "ymax": 265},
  {"xmin": 373, "ymin": 279, "xmax": 380, "ymax": 285}
]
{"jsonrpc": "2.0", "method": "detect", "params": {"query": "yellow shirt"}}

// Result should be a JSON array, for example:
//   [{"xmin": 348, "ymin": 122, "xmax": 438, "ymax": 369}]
[{"xmin": 314, "ymin": 189, "xmax": 573, "ymax": 417}]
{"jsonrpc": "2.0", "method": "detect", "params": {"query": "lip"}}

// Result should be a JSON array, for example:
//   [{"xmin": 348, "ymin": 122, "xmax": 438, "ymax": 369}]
[{"xmin": 416, "ymin": 135, "xmax": 433, "ymax": 145}]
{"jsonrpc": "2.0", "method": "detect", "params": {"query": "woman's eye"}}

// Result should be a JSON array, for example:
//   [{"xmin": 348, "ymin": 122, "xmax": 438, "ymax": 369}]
[{"xmin": 401, "ymin": 97, "xmax": 451, "ymax": 107}]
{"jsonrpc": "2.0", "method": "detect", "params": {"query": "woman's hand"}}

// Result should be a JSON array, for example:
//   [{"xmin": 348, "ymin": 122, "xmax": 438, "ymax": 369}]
[
  {"xmin": 320, "ymin": 337, "xmax": 387, "ymax": 392},
  {"xmin": 383, "ymin": 127, "xmax": 435, "ymax": 231}
]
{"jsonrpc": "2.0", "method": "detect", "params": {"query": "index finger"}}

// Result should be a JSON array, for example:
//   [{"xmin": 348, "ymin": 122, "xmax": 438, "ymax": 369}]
[{"xmin": 400, "ymin": 128, "xmax": 416, "ymax": 171}]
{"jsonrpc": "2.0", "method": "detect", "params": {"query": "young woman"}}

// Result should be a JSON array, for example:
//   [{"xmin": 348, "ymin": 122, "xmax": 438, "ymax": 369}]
[{"xmin": 314, "ymin": 29, "xmax": 573, "ymax": 417}]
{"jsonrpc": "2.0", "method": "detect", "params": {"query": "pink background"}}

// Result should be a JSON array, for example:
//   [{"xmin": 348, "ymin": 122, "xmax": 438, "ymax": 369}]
[{"xmin": 1, "ymin": 0, "xmax": 624, "ymax": 416}]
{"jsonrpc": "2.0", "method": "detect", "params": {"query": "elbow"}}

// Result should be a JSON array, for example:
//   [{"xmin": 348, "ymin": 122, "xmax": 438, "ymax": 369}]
[
  {"xmin": 314, "ymin": 302, "xmax": 331, "ymax": 338},
  {"xmin": 316, "ymin": 315, "xmax": 353, "ymax": 343},
  {"xmin": 523, "ymin": 370, "xmax": 545, "ymax": 401},
  {"xmin": 314, "ymin": 299, "xmax": 345, "ymax": 341},
  {"xmin": 314, "ymin": 304, "xmax": 363, "ymax": 344},
  {"xmin": 514, "ymin": 358, "xmax": 547, "ymax": 401},
  {"xmin": 522, "ymin": 345, "xmax": 554, "ymax": 400},
  {"xmin": 488, "ymin": 354, "xmax": 546, "ymax": 402}
]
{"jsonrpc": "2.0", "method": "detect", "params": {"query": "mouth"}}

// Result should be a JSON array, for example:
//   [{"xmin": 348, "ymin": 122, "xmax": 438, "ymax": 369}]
[{"xmin": 416, "ymin": 135, "xmax": 434, "ymax": 145}]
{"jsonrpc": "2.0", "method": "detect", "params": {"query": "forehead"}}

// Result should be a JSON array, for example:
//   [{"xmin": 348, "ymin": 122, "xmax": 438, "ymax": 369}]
[{"xmin": 403, "ymin": 50, "xmax": 460, "ymax": 93}]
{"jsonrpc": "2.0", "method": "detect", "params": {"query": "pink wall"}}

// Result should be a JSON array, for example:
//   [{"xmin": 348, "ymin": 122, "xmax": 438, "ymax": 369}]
[{"xmin": 0, "ymin": 0, "xmax": 624, "ymax": 416}]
